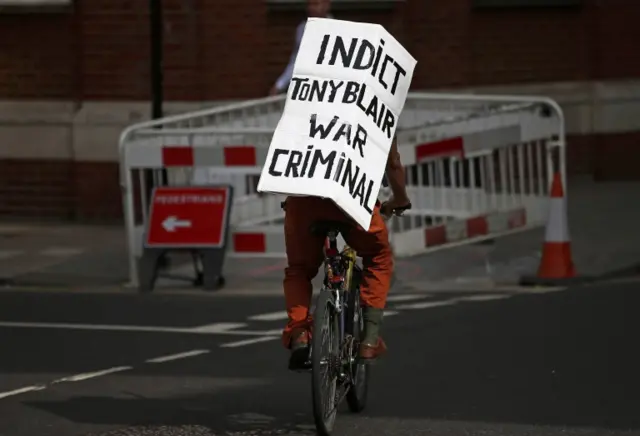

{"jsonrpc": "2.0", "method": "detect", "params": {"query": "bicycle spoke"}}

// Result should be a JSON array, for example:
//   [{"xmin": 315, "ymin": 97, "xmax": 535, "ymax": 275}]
[
  {"xmin": 320, "ymin": 310, "xmax": 337, "ymax": 420},
  {"xmin": 324, "ymin": 384, "xmax": 350, "ymax": 419}
]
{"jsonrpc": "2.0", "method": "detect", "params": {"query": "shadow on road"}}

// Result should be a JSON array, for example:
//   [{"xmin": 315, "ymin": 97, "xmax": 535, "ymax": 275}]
[
  {"xmin": 22, "ymin": 281, "xmax": 640, "ymax": 434},
  {"xmin": 27, "ymin": 390, "xmax": 318, "ymax": 435}
]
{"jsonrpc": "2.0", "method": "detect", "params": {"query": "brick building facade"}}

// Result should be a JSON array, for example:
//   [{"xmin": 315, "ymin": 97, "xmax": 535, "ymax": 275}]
[{"xmin": 0, "ymin": 0, "xmax": 639, "ymax": 221}]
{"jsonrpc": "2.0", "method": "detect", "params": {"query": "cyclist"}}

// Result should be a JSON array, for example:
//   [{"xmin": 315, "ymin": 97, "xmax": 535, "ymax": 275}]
[
  {"xmin": 282, "ymin": 136, "xmax": 411, "ymax": 369},
  {"xmin": 269, "ymin": 0, "xmax": 332, "ymax": 96}
]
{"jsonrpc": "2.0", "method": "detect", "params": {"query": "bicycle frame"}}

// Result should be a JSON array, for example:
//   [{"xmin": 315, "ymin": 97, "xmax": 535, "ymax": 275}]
[{"xmin": 321, "ymin": 230, "xmax": 358, "ymax": 355}]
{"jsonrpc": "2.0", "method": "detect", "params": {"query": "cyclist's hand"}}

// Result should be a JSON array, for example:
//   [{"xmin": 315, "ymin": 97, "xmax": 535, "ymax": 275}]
[
  {"xmin": 268, "ymin": 85, "xmax": 279, "ymax": 96},
  {"xmin": 380, "ymin": 197, "xmax": 411, "ymax": 219}
]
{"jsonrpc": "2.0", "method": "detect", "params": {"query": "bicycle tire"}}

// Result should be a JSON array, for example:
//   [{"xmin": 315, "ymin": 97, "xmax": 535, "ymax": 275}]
[
  {"xmin": 345, "ymin": 267, "xmax": 370, "ymax": 413},
  {"xmin": 311, "ymin": 290, "xmax": 340, "ymax": 435}
]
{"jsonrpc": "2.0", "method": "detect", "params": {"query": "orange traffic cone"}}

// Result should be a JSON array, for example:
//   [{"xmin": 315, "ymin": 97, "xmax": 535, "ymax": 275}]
[{"xmin": 536, "ymin": 172, "xmax": 576, "ymax": 279}]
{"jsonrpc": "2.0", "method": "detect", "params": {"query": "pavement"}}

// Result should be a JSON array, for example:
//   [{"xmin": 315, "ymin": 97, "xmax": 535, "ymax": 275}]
[{"xmin": 1, "ymin": 277, "xmax": 640, "ymax": 435}]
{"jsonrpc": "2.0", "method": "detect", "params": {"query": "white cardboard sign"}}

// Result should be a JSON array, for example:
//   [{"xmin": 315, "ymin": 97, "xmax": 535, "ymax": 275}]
[{"xmin": 257, "ymin": 17, "xmax": 417, "ymax": 230}]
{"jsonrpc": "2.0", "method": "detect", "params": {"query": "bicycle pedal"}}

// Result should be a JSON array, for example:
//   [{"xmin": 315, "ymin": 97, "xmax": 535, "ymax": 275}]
[{"xmin": 288, "ymin": 361, "xmax": 312, "ymax": 373}]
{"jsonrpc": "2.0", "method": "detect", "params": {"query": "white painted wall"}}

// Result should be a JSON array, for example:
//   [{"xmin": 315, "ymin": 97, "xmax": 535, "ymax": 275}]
[{"xmin": 1, "ymin": 80, "xmax": 640, "ymax": 161}]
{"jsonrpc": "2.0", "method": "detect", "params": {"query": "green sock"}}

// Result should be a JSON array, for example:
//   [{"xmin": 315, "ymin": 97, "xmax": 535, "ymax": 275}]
[{"xmin": 362, "ymin": 307, "xmax": 384, "ymax": 346}]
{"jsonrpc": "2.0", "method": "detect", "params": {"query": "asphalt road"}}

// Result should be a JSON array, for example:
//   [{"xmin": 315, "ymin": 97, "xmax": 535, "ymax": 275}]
[{"xmin": 0, "ymin": 280, "xmax": 639, "ymax": 436}]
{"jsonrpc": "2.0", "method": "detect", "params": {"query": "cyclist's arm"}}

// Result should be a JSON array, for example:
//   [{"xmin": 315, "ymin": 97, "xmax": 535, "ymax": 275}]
[
  {"xmin": 273, "ymin": 22, "xmax": 306, "ymax": 93},
  {"xmin": 384, "ymin": 136, "xmax": 410, "ymax": 206}
]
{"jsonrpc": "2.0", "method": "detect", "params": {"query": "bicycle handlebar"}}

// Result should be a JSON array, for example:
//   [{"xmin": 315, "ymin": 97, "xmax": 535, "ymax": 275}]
[
  {"xmin": 282, "ymin": 199, "xmax": 412, "ymax": 217},
  {"xmin": 381, "ymin": 201, "xmax": 412, "ymax": 218}
]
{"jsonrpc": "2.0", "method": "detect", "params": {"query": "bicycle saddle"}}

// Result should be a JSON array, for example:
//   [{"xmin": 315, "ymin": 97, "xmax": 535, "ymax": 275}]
[{"xmin": 309, "ymin": 220, "xmax": 353, "ymax": 237}]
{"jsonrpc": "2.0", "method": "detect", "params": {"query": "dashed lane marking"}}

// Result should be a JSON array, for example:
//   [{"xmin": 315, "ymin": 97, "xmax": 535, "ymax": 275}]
[
  {"xmin": 0, "ymin": 385, "xmax": 46, "ymax": 400},
  {"xmin": 0, "ymin": 349, "xmax": 216, "ymax": 401},
  {"xmin": 248, "ymin": 311, "xmax": 288, "ymax": 322},
  {"xmin": 39, "ymin": 247, "xmax": 85, "ymax": 257},
  {"xmin": 0, "ymin": 321, "xmax": 279, "ymax": 336},
  {"xmin": 455, "ymin": 294, "xmax": 511, "ymax": 302},
  {"xmin": 0, "ymin": 366, "xmax": 133, "ymax": 401},
  {"xmin": 187, "ymin": 323, "xmax": 248, "ymax": 333},
  {"xmin": 51, "ymin": 366, "xmax": 132, "ymax": 383},
  {"xmin": 146, "ymin": 349, "xmax": 210, "ymax": 363},
  {"xmin": 244, "ymin": 295, "xmax": 426, "ymax": 323},
  {"xmin": 220, "ymin": 336, "xmax": 280, "ymax": 348},
  {"xmin": 395, "ymin": 300, "xmax": 457, "ymax": 310},
  {"xmin": 385, "ymin": 294, "xmax": 431, "ymax": 302}
]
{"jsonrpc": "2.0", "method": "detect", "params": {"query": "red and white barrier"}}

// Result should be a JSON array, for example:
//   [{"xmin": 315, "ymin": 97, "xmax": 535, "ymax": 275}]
[
  {"xmin": 119, "ymin": 93, "xmax": 566, "ymax": 287},
  {"xmin": 125, "ymin": 144, "xmax": 266, "ymax": 169},
  {"xmin": 229, "ymin": 228, "xmax": 286, "ymax": 257}
]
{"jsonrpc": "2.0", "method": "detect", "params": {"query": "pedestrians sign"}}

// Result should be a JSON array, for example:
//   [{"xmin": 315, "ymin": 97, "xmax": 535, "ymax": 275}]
[
  {"xmin": 139, "ymin": 185, "xmax": 235, "ymax": 293},
  {"xmin": 145, "ymin": 186, "xmax": 231, "ymax": 248}
]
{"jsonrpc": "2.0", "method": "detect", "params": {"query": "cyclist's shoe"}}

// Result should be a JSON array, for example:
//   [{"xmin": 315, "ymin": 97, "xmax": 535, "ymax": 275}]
[
  {"xmin": 358, "ymin": 337, "xmax": 387, "ymax": 362},
  {"xmin": 288, "ymin": 328, "xmax": 311, "ymax": 371},
  {"xmin": 359, "ymin": 306, "xmax": 386, "ymax": 363}
]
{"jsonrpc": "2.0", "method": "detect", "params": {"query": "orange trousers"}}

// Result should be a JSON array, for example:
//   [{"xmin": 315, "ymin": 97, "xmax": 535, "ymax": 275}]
[{"xmin": 281, "ymin": 196, "xmax": 393, "ymax": 348}]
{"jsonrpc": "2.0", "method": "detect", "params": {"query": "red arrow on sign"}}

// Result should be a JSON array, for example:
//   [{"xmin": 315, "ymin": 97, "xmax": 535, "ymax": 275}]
[{"xmin": 162, "ymin": 216, "xmax": 192, "ymax": 232}]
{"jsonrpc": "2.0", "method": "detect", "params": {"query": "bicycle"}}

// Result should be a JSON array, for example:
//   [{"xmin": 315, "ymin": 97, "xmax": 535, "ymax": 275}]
[{"xmin": 281, "ymin": 200, "xmax": 411, "ymax": 435}]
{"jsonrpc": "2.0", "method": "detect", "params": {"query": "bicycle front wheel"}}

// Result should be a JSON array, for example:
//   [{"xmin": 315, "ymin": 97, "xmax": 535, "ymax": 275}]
[{"xmin": 311, "ymin": 290, "xmax": 340, "ymax": 436}]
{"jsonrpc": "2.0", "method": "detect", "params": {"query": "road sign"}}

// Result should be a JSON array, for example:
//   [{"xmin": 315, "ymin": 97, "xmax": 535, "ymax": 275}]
[{"xmin": 145, "ymin": 186, "xmax": 231, "ymax": 248}]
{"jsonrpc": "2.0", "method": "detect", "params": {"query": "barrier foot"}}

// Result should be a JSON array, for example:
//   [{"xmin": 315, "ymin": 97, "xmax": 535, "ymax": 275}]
[
  {"xmin": 192, "ymin": 272, "xmax": 224, "ymax": 289},
  {"xmin": 137, "ymin": 250, "xmax": 164, "ymax": 294},
  {"xmin": 202, "ymin": 249, "xmax": 226, "ymax": 292}
]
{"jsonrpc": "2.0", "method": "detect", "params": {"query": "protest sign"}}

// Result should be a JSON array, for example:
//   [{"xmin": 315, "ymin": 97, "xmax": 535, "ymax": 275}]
[{"xmin": 257, "ymin": 17, "xmax": 417, "ymax": 230}]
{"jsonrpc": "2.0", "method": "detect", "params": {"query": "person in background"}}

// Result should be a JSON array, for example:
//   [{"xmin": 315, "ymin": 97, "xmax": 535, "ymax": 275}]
[{"xmin": 269, "ymin": 0, "xmax": 332, "ymax": 96}]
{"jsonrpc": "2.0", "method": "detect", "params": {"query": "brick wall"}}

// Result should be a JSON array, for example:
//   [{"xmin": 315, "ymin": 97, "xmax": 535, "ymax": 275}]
[
  {"xmin": 2, "ymin": 0, "xmax": 639, "ymax": 101},
  {"xmin": 0, "ymin": 0, "xmax": 639, "ymax": 221}
]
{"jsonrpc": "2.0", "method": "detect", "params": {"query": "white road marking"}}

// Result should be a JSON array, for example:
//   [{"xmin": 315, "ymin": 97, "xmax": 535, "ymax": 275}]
[
  {"xmin": 1, "ymin": 365, "xmax": 133, "ymax": 401},
  {"xmin": 384, "ymin": 310, "xmax": 400, "ymax": 317},
  {"xmin": 248, "ymin": 311, "xmax": 288, "ymax": 322},
  {"xmin": 395, "ymin": 300, "xmax": 457, "ymax": 310},
  {"xmin": 0, "ymin": 385, "xmax": 46, "ymax": 400},
  {"xmin": 0, "ymin": 321, "xmax": 190, "ymax": 334},
  {"xmin": 146, "ymin": 349, "xmax": 210, "ymax": 363},
  {"xmin": 242, "ymin": 328, "xmax": 283, "ymax": 336},
  {"xmin": 456, "ymin": 294, "xmax": 511, "ymax": 302},
  {"xmin": 220, "ymin": 336, "xmax": 280, "ymax": 348},
  {"xmin": 386, "ymin": 294, "xmax": 430, "ymax": 302},
  {"xmin": 0, "ymin": 321, "xmax": 287, "ymax": 338},
  {"xmin": 40, "ymin": 247, "xmax": 85, "ymax": 257},
  {"xmin": 52, "ymin": 366, "xmax": 132, "ymax": 383},
  {"xmin": 188, "ymin": 322, "xmax": 248, "ymax": 333}
]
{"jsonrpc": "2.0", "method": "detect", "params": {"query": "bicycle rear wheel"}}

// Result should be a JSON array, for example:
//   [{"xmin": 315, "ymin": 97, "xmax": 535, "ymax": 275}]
[
  {"xmin": 345, "ymin": 267, "xmax": 369, "ymax": 412},
  {"xmin": 311, "ymin": 290, "xmax": 340, "ymax": 435}
]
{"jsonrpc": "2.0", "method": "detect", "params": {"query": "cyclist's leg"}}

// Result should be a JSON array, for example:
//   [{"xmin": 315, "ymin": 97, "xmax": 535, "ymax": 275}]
[
  {"xmin": 342, "ymin": 204, "xmax": 393, "ymax": 358},
  {"xmin": 282, "ymin": 196, "xmax": 326, "ymax": 350}
]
